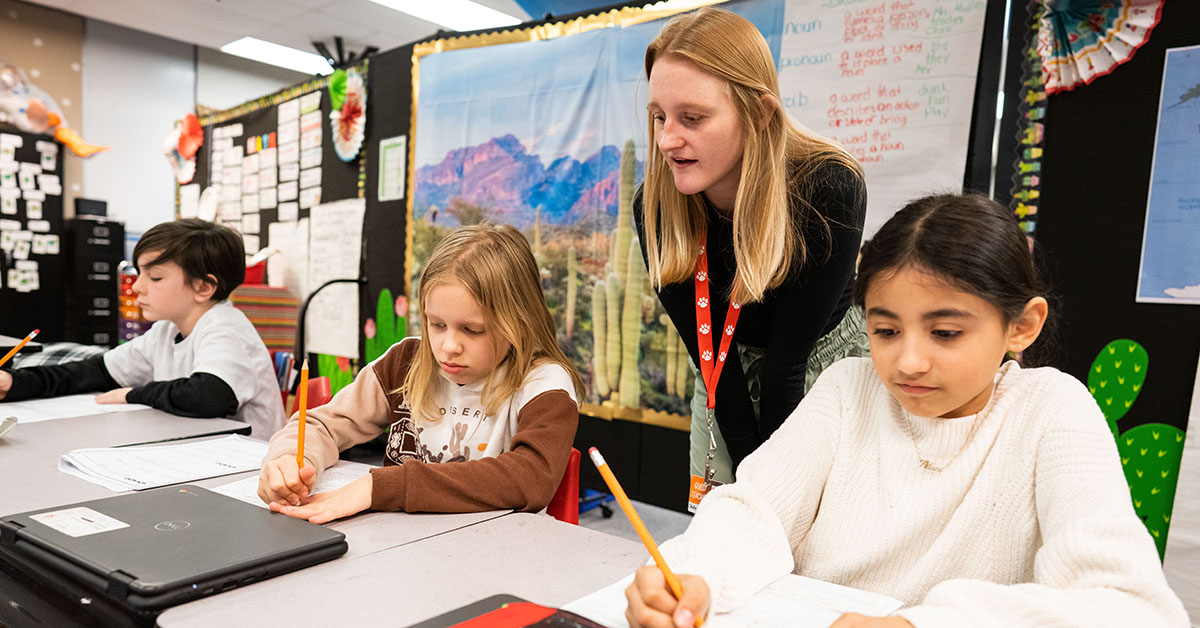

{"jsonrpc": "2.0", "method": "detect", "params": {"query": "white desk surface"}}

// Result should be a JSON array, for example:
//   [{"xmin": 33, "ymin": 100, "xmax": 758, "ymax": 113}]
[
  {"xmin": 0, "ymin": 332, "xmax": 42, "ymax": 351},
  {"xmin": 158, "ymin": 512, "xmax": 646, "ymax": 627},
  {"xmin": 0, "ymin": 409, "xmax": 249, "ymax": 515}
]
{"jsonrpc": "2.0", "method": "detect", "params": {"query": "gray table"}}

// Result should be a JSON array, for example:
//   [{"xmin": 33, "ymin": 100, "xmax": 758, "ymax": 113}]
[
  {"xmin": 158, "ymin": 512, "xmax": 646, "ymax": 627},
  {"xmin": 0, "ymin": 409, "xmax": 250, "ymax": 515}
]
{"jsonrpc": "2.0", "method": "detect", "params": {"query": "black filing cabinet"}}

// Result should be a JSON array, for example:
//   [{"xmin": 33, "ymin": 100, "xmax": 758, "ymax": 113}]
[{"xmin": 64, "ymin": 216, "xmax": 123, "ymax": 347}]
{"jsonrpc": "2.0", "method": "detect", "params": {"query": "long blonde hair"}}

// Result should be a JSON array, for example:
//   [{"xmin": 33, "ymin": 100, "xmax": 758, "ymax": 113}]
[
  {"xmin": 400, "ymin": 224, "xmax": 584, "ymax": 422},
  {"xmin": 642, "ymin": 7, "xmax": 863, "ymax": 304}
]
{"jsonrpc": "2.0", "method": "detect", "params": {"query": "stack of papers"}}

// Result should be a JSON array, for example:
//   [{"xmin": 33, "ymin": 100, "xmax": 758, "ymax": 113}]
[
  {"xmin": 3, "ymin": 393, "xmax": 150, "ymax": 423},
  {"xmin": 59, "ymin": 434, "xmax": 268, "ymax": 492},
  {"xmin": 211, "ymin": 462, "xmax": 372, "ymax": 508},
  {"xmin": 563, "ymin": 573, "xmax": 903, "ymax": 627}
]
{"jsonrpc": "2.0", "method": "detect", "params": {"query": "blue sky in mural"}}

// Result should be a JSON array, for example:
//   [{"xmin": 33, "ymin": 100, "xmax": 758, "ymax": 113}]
[{"xmin": 415, "ymin": 0, "xmax": 782, "ymax": 171}]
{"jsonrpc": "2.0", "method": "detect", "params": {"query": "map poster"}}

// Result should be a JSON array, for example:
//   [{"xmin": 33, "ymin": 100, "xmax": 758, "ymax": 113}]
[{"xmin": 1138, "ymin": 44, "xmax": 1200, "ymax": 304}]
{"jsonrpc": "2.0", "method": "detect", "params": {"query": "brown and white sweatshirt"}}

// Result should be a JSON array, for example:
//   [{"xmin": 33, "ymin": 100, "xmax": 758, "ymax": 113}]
[{"xmin": 265, "ymin": 337, "xmax": 579, "ymax": 513}]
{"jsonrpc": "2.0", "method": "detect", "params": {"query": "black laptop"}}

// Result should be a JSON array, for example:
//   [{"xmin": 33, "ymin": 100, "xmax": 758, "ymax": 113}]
[{"xmin": 0, "ymin": 485, "xmax": 347, "ymax": 612}]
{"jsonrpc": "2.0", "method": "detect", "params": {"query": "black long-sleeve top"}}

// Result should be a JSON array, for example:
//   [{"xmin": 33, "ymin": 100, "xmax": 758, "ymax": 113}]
[
  {"xmin": 5, "ymin": 353, "xmax": 239, "ymax": 418},
  {"xmin": 634, "ymin": 160, "xmax": 866, "ymax": 469}
]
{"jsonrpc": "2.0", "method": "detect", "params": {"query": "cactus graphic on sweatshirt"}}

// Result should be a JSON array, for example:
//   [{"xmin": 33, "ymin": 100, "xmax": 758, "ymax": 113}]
[{"xmin": 1088, "ymin": 339, "xmax": 1185, "ymax": 561}]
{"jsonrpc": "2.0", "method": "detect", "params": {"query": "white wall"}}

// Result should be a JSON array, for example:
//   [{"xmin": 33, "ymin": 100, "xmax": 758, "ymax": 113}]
[
  {"xmin": 81, "ymin": 19, "xmax": 194, "ymax": 235},
  {"xmin": 196, "ymin": 47, "xmax": 308, "ymax": 112}
]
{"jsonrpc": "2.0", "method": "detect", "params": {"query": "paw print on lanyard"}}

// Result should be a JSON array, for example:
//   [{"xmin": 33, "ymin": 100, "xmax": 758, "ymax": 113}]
[{"xmin": 699, "ymin": 323, "xmax": 711, "ymax": 335}]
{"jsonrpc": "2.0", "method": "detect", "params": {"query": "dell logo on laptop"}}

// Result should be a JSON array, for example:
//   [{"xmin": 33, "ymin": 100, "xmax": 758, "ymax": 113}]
[{"xmin": 154, "ymin": 521, "xmax": 191, "ymax": 531}]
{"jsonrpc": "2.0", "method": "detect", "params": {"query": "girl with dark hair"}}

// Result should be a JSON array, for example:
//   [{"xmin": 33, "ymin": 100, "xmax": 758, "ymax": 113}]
[{"xmin": 623, "ymin": 194, "xmax": 1187, "ymax": 628}]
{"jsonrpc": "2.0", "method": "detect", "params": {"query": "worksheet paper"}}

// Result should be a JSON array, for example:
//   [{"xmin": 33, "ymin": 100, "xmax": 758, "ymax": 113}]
[
  {"xmin": 563, "ymin": 573, "xmax": 903, "ymax": 628},
  {"xmin": 210, "ymin": 461, "xmax": 373, "ymax": 507},
  {"xmin": 2, "ymin": 394, "xmax": 150, "ymax": 423},
  {"xmin": 58, "ymin": 434, "xmax": 268, "ymax": 492}
]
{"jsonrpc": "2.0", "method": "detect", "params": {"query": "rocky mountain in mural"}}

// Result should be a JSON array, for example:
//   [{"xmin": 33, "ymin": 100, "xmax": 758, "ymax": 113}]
[{"xmin": 414, "ymin": 134, "xmax": 643, "ymax": 227}]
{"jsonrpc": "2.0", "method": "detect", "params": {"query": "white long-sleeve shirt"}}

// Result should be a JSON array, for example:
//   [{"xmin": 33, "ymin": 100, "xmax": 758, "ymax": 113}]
[{"xmin": 659, "ymin": 358, "xmax": 1189, "ymax": 627}]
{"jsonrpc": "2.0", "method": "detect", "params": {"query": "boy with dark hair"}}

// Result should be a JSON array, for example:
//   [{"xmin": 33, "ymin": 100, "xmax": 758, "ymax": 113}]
[{"xmin": 0, "ymin": 219, "xmax": 285, "ymax": 437}]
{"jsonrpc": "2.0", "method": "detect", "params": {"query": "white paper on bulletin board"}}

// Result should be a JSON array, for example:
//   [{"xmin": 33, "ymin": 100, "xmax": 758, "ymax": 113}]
[
  {"xmin": 268, "ymin": 217, "xmax": 309, "ymax": 294},
  {"xmin": 779, "ymin": 0, "xmax": 988, "ymax": 237},
  {"xmin": 305, "ymin": 198, "xmax": 364, "ymax": 359}
]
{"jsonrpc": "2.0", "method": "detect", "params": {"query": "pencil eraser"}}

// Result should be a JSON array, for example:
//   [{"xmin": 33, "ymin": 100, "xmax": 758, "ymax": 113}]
[{"xmin": 588, "ymin": 447, "xmax": 605, "ymax": 468}]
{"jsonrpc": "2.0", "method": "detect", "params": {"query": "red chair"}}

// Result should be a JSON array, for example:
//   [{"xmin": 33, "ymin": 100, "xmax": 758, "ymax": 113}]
[
  {"xmin": 547, "ymin": 447, "xmax": 581, "ymax": 525},
  {"xmin": 291, "ymin": 375, "xmax": 333, "ymax": 415}
]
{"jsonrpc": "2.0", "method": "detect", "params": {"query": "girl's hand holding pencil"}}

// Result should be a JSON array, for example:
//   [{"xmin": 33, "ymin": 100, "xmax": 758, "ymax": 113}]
[
  {"xmin": 257, "ymin": 454, "xmax": 316, "ymax": 507},
  {"xmin": 626, "ymin": 566, "xmax": 710, "ymax": 628}
]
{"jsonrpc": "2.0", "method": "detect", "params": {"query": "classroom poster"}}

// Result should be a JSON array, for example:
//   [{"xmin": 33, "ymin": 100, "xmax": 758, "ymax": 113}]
[
  {"xmin": 412, "ymin": 0, "xmax": 782, "ymax": 420},
  {"xmin": 1137, "ymin": 44, "xmax": 1200, "ymax": 305},
  {"xmin": 778, "ymin": 0, "xmax": 988, "ymax": 236}
]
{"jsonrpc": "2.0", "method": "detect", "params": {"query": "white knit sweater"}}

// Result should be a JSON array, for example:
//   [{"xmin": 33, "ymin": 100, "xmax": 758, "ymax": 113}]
[{"xmin": 659, "ymin": 358, "xmax": 1189, "ymax": 627}]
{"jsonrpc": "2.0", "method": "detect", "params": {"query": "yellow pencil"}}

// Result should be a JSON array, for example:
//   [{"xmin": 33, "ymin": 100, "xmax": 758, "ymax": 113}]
[
  {"xmin": 295, "ymin": 358, "xmax": 309, "ymax": 468},
  {"xmin": 0, "ymin": 329, "xmax": 38, "ymax": 370},
  {"xmin": 588, "ymin": 447, "xmax": 703, "ymax": 627}
]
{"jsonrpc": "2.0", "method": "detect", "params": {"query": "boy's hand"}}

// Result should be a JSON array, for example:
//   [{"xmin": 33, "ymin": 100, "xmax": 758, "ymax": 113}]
[
  {"xmin": 828, "ymin": 614, "xmax": 915, "ymax": 628},
  {"xmin": 95, "ymin": 388, "xmax": 131, "ymax": 404},
  {"xmin": 258, "ymin": 454, "xmax": 316, "ymax": 506},
  {"xmin": 626, "ymin": 566, "xmax": 710, "ymax": 628},
  {"xmin": 269, "ymin": 473, "xmax": 372, "ymax": 524},
  {"xmin": 0, "ymin": 370, "xmax": 11, "ymax": 400}
]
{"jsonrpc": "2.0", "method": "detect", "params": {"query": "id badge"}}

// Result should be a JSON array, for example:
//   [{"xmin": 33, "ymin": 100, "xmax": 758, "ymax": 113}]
[{"xmin": 687, "ymin": 474, "xmax": 723, "ymax": 513}]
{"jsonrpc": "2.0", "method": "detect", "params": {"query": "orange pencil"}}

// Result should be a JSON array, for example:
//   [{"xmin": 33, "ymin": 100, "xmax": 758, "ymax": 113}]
[
  {"xmin": 588, "ymin": 447, "xmax": 703, "ymax": 627},
  {"xmin": 295, "ymin": 358, "xmax": 309, "ymax": 468},
  {"xmin": 0, "ymin": 329, "xmax": 38, "ymax": 370}
]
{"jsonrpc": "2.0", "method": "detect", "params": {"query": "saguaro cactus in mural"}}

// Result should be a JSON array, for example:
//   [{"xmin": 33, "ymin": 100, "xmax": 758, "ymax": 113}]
[
  {"xmin": 619, "ymin": 241, "xmax": 645, "ymax": 408},
  {"xmin": 565, "ymin": 246, "xmax": 577, "ymax": 338},
  {"xmin": 1088, "ymin": 339, "xmax": 1185, "ymax": 560},
  {"xmin": 591, "ymin": 281, "xmax": 610, "ymax": 399}
]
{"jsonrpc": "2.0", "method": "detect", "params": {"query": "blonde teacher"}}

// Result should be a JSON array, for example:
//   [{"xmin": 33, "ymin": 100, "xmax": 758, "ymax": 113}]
[{"xmin": 634, "ymin": 7, "xmax": 868, "ymax": 504}]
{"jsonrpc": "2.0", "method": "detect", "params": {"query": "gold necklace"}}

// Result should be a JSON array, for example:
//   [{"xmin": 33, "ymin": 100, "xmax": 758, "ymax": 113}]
[{"xmin": 901, "ymin": 387, "xmax": 995, "ymax": 472}]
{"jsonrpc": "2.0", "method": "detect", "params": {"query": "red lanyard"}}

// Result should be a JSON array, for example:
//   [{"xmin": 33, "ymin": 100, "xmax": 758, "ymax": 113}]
[{"xmin": 694, "ymin": 241, "xmax": 741, "ymax": 409}]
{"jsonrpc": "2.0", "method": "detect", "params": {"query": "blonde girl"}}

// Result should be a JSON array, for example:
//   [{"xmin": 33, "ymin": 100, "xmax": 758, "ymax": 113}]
[
  {"xmin": 258, "ymin": 223, "xmax": 584, "ymax": 523},
  {"xmin": 635, "ymin": 7, "xmax": 869, "ymax": 490}
]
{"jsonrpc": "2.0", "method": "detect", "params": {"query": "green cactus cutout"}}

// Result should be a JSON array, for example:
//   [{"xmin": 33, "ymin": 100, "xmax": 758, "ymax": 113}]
[
  {"xmin": 1087, "ymin": 339, "xmax": 1148, "ymax": 437},
  {"xmin": 364, "ymin": 288, "xmax": 407, "ymax": 364},
  {"xmin": 619, "ymin": 240, "xmax": 645, "ymax": 408},
  {"xmin": 1119, "ymin": 423, "xmax": 1185, "ymax": 560},
  {"xmin": 316, "ymin": 352, "xmax": 355, "ymax": 395},
  {"xmin": 1088, "ymin": 339, "xmax": 1185, "ymax": 561},
  {"xmin": 591, "ymin": 281, "xmax": 610, "ymax": 399}
]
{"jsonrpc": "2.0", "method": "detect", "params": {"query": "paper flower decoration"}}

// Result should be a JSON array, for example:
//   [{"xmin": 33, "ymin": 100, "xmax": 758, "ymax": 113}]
[
  {"xmin": 162, "ymin": 117, "xmax": 197, "ymax": 184},
  {"xmin": 177, "ymin": 113, "xmax": 203, "ymax": 159},
  {"xmin": 1038, "ymin": 0, "xmax": 1164, "ymax": 94},
  {"xmin": 328, "ymin": 69, "xmax": 347, "ymax": 111},
  {"xmin": 330, "ymin": 69, "xmax": 365, "ymax": 162}
]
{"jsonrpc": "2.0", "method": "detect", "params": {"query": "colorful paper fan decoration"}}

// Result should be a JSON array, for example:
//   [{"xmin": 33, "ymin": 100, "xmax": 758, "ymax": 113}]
[
  {"xmin": 177, "ymin": 113, "xmax": 203, "ymax": 159},
  {"xmin": 162, "ymin": 117, "xmax": 197, "ymax": 184},
  {"xmin": 1037, "ymin": 0, "xmax": 1164, "ymax": 95},
  {"xmin": 330, "ymin": 69, "xmax": 365, "ymax": 162},
  {"xmin": 328, "ymin": 69, "xmax": 348, "ymax": 111}
]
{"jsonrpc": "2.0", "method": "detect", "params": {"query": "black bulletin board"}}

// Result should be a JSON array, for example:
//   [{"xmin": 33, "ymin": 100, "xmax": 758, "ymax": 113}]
[
  {"xmin": 1036, "ymin": 1, "xmax": 1200, "ymax": 434},
  {"xmin": 191, "ymin": 67, "xmax": 366, "ymax": 252}
]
